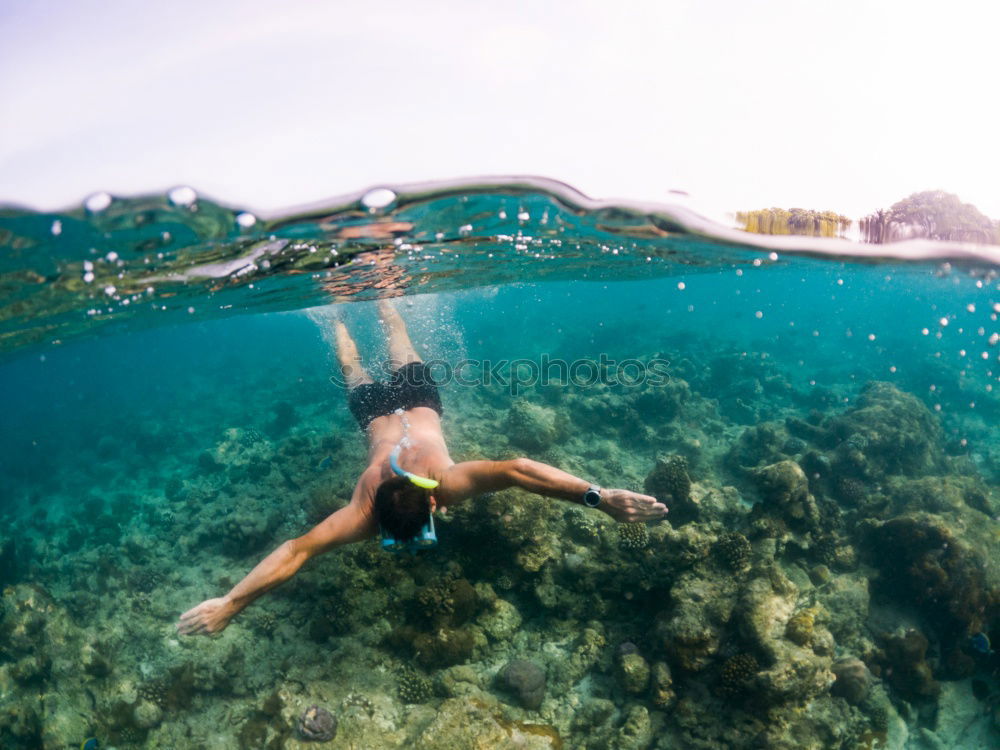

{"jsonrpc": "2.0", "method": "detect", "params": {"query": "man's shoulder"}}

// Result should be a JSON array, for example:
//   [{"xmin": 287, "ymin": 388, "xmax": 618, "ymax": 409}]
[{"xmin": 353, "ymin": 464, "xmax": 386, "ymax": 503}]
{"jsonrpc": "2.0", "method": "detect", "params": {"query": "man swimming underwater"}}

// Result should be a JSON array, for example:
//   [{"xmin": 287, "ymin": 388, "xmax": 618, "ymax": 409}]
[{"xmin": 178, "ymin": 301, "xmax": 667, "ymax": 635}]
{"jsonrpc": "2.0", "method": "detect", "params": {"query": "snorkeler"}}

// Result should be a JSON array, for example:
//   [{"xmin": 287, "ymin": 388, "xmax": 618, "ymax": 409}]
[{"xmin": 177, "ymin": 300, "xmax": 667, "ymax": 635}]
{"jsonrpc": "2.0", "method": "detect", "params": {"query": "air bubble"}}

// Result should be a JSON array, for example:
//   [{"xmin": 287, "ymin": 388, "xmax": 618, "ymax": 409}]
[
  {"xmin": 677, "ymin": 282, "xmax": 686, "ymax": 290},
  {"xmin": 360, "ymin": 188, "xmax": 396, "ymax": 210},
  {"xmin": 168, "ymin": 186, "xmax": 198, "ymax": 207},
  {"xmin": 755, "ymin": 311, "xmax": 763, "ymax": 319},
  {"xmin": 50, "ymin": 220, "xmax": 62, "ymax": 236},
  {"xmin": 939, "ymin": 317, "xmax": 949, "ymax": 327},
  {"xmin": 236, "ymin": 212, "xmax": 257, "ymax": 229},
  {"xmin": 85, "ymin": 192, "xmax": 112, "ymax": 212},
  {"xmin": 517, "ymin": 211, "xmax": 530, "ymax": 221},
  {"xmin": 104, "ymin": 285, "xmax": 116, "ymax": 296}
]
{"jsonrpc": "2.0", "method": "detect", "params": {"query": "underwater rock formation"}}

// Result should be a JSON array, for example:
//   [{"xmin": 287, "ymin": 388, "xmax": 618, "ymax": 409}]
[
  {"xmin": 296, "ymin": 704, "xmax": 338, "ymax": 741},
  {"xmin": 649, "ymin": 661, "xmax": 675, "ymax": 708},
  {"xmin": 414, "ymin": 574, "xmax": 479, "ymax": 629},
  {"xmin": 737, "ymin": 566, "xmax": 835, "ymax": 707},
  {"xmin": 504, "ymin": 399, "xmax": 564, "ymax": 452},
  {"xmin": 617, "ymin": 652, "xmax": 651, "ymax": 695},
  {"xmin": 643, "ymin": 454, "xmax": 695, "ymax": 524},
  {"xmin": 865, "ymin": 513, "xmax": 995, "ymax": 640},
  {"xmin": 413, "ymin": 697, "xmax": 560, "ymax": 749},
  {"xmin": 0, "ymin": 584, "xmax": 101, "ymax": 750},
  {"xmin": 500, "ymin": 658, "xmax": 547, "ymax": 710},
  {"xmin": 751, "ymin": 460, "xmax": 820, "ymax": 531},
  {"xmin": 218, "ymin": 508, "xmax": 280, "ymax": 555},
  {"xmin": 657, "ymin": 568, "xmax": 738, "ymax": 673},
  {"xmin": 725, "ymin": 421, "xmax": 791, "ymax": 472},
  {"xmin": 830, "ymin": 657, "xmax": 871, "ymax": 705},
  {"xmin": 827, "ymin": 381, "xmax": 947, "ymax": 478},
  {"xmin": 879, "ymin": 629, "xmax": 941, "ymax": 701}
]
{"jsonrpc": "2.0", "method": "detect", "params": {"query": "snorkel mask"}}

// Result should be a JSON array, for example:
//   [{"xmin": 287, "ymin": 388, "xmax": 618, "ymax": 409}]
[{"xmin": 380, "ymin": 443, "xmax": 439, "ymax": 553}]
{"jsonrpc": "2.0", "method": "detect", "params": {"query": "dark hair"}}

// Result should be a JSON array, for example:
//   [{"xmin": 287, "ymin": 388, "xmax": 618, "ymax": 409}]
[{"xmin": 373, "ymin": 476, "xmax": 432, "ymax": 542}]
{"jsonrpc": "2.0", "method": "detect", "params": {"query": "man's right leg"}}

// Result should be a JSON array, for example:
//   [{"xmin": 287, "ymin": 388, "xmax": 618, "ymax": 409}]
[
  {"xmin": 335, "ymin": 321, "xmax": 373, "ymax": 389},
  {"xmin": 377, "ymin": 300, "xmax": 444, "ymax": 418},
  {"xmin": 377, "ymin": 299, "xmax": 422, "ymax": 368}
]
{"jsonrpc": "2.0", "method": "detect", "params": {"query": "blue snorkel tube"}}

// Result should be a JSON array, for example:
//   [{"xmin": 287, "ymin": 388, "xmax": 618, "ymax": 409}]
[{"xmin": 381, "ymin": 443, "xmax": 439, "ymax": 553}]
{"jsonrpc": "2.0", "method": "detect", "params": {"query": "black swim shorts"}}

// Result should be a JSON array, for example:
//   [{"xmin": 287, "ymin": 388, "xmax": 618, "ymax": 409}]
[{"xmin": 347, "ymin": 362, "xmax": 443, "ymax": 429}]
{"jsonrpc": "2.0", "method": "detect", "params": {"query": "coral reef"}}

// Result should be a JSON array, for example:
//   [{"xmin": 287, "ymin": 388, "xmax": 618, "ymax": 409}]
[
  {"xmin": 715, "ymin": 531, "xmax": 752, "ymax": 570},
  {"xmin": 618, "ymin": 521, "xmax": 649, "ymax": 550},
  {"xmin": 4, "ymin": 304, "xmax": 999, "ymax": 750},
  {"xmin": 398, "ymin": 666, "xmax": 433, "ymax": 704},
  {"xmin": 718, "ymin": 653, "xmax": 759, "ymax": 697}
]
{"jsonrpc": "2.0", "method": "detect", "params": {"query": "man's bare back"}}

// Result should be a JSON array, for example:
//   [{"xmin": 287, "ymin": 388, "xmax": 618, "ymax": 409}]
[{"xmin": 357, "ymin": 406, "xmax": 453, "ymax": 510}]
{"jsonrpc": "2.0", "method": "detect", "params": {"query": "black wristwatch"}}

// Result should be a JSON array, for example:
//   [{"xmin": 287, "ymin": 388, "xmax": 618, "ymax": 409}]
[{"xmin": 582, "ymin": 485, "xmax": 602, "ymax": 508}]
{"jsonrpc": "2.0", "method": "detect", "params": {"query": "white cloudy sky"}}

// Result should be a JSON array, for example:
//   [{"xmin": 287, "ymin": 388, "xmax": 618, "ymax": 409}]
[{"xmin": 1, "ymin": 0, "xmax": 998, "ymax": 220}]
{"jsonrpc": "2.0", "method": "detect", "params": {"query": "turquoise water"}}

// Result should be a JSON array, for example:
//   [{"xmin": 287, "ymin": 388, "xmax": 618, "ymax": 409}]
[{"xmin": 1, "ymin": 179, "xmax": 998, "ymax": 748}]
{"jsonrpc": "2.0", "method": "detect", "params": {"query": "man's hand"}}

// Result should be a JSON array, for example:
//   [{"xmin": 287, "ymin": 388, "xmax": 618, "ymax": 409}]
[
  {"xmin": 177, "ymin": 597, "xmax": 237, "ymax": 636},
  {"xmin": 598, "ymin": 489, "xmax": 667, "ymax": 522}
]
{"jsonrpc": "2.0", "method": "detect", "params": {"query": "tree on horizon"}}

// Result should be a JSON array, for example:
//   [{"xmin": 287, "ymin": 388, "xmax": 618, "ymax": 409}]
[{"xmin": 860, "ymin": 190, "xmax": 999, "ymax": 244}]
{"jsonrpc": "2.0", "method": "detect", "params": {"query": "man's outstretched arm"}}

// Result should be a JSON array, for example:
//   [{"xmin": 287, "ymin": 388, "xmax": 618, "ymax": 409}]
[
  {"xmin": 439, "ymin": 457, "xmax": 667, "ymax": 522},
  {"xmin": 177, "ymin": 499, "xmax": 375, "ymax": 635}
]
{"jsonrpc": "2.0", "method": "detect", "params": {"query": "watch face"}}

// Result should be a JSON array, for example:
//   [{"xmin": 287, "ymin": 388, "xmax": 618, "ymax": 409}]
[{"xmin": 584, "ymin": 489, "xmax": 601, "ymax": 507}]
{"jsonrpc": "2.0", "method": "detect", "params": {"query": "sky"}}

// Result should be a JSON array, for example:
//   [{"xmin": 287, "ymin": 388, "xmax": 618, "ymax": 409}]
[{"xmin": 1, "ymin": 0, "xmax": 998, "ymax": 221}]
